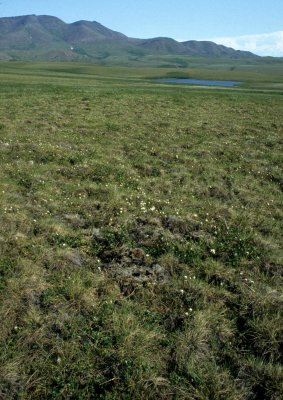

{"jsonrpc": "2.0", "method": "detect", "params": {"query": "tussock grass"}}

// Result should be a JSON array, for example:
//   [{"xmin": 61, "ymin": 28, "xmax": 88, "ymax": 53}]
[{"xmin": 0, "ymin": 62, "xmax": 282, "ymax": 399}]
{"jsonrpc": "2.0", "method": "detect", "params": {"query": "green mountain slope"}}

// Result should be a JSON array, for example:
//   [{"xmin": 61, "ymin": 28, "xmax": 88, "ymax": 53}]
[{"xmin": 0, "ymin": 15, "xmax": 259, "ymax": 64}]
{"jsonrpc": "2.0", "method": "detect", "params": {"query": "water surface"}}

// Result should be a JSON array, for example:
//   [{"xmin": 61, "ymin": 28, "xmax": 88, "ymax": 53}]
[{"xmin": 157, "ymin": 78, "xmax": 241, "ymax": 87}]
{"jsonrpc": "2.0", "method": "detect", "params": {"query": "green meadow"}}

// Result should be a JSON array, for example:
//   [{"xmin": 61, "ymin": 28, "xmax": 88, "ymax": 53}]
[{"xmin": 0, "ymin": 60, "xmax": 282, "ymax": 399}]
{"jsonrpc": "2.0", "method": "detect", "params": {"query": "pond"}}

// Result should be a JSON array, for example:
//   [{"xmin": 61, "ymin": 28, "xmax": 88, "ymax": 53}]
[{"xmin": 157, "ymin": 78, "xmax": 241, "ymax": 87}]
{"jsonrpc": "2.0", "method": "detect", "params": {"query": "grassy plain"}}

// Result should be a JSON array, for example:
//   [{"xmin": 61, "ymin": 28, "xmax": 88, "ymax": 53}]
[{"xmin": 0, "ymin": 61, "xmax": 282, "ymax": 399}]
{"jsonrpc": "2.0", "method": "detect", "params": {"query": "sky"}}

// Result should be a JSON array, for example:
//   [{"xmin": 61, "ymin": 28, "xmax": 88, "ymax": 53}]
[{"xmin": 1, "ymin": 0, "xmax": 283, "ymax": 56}]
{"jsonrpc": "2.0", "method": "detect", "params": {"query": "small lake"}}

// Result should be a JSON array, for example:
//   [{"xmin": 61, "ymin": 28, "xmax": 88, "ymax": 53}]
[{"xmin": 157, "ymin": 78, "xmax": 241, "ymax": 87}]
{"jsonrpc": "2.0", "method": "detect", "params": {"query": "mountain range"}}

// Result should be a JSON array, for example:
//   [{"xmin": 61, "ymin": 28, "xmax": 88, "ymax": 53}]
[{"xmin": 0, "ymin": 15, "xmax": 258, "ymax": 66}]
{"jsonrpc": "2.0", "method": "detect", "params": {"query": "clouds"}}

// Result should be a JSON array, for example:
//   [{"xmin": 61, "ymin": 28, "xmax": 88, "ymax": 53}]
[{"xmin": 212, "ymin": 31, "xmax": 283, "ymax": 57}]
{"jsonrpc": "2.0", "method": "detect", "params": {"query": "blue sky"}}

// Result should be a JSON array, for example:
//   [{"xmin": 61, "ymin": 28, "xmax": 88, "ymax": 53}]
[{"xmin": 1, "ymin": 0, "xmax": 283, "ymax": 56}]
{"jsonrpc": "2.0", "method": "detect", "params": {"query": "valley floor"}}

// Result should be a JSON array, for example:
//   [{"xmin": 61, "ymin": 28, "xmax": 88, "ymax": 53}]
[{"xmin": 0, "ymin": 62, "xmax": 282, "ymax": 399}]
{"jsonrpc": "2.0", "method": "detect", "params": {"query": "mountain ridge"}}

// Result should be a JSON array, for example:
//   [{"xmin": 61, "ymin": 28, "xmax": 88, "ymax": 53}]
[{"xmin": 0, "ymin": 15, "xmax": 259, "ymax": 64}]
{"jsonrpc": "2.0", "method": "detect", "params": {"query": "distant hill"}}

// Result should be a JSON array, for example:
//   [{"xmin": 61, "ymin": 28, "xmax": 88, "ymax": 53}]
[
  {"xmin": 0, "ymin": 15, "xmax": 258, "ymax": 65},
  {"xmin": 182, "ymin": 40, "xmax": 255, "ymax": 58}
]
